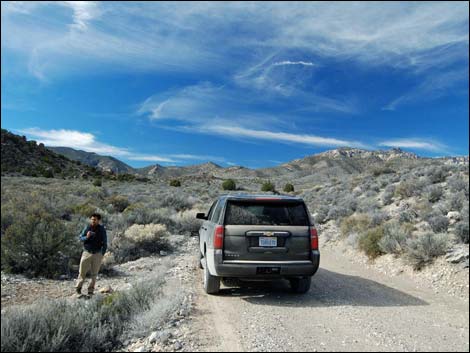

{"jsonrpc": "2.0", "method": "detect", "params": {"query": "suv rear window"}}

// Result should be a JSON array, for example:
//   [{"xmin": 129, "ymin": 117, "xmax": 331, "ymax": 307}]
[{"xmin": 225, "ymin": 201, "xmax": 309, "ymax": 226}]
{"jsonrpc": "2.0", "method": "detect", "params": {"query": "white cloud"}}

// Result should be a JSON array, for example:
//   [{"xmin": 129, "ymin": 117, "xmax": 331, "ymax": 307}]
[
  {"xmin": 16, "ymin": 127, "xmax": 228, "ymax": 164},
  {"xmin": 17, "ymin": 127, "xmax": 131, "ymax": 156},
  {"xmin": 125, "ymin": 155, "xmax": 176, "ymax": 163},
  {"xmin": 195, "ymin": 124, "xmax": 368, "ymax": 149},
  {"xmin": 379, "ymin": 138, "xmax": 448, "ymax": 153},
  {"xmin": 63, "ymin": 1, "xmax": 100, "ymax": 31},
  {"xmin": 272, "ymin": 61, "xmax": 315, "ymax": 67},
  {"xmin": 2, "ymin": 2, "xmax": 467, "ymax": 80}
]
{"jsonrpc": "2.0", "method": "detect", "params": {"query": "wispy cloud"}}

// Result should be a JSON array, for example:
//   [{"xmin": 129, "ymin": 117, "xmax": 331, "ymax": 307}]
[
  {"xmin": 194, "ymin": 124, "xmax": 368, "ymax": 149},
  {"xmin": 16, "ymin": 127, "xmax": 230, "ymax": 164},
  {"xmin": 379, "ymin": 138, "xmax": 448, "ymax": 153},
  {"xmin": 137, "ymin": 82, "xmax": 293, "ymax": 129},
  {"xmin": 64, "ymin": 1, "xmax": 100, "ymax": 31},
  {"xmin": 272, "ymin": 61, "xmax": 315, "ymax": 67},
  {"xmin": 3, "ymin": 2, "xmax": 467, "ymax": 80},
  {"xmin": 383, "ymin": 67, "xmax": 469, "ymax": 110}
]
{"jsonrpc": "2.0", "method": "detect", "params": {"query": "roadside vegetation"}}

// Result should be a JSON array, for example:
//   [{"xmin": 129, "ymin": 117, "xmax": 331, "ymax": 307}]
[{"xmin": 1, "ymin": 270, "xmax": 183, "ymax": 352}]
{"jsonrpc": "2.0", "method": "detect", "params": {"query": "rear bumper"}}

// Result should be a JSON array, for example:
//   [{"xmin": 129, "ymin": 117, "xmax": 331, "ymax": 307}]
[{"xmin": 209, "ymin": 250, "xmax": 320, "ymax": 278}]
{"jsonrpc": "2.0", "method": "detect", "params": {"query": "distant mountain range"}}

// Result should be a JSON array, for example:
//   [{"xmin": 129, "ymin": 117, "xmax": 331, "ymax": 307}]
[
  {"xmin": 1, "ymin": 129, "xmax": 468, "ymax": 179},
  {"xmin": 48, "ymin": 146, "xmax": 135, "ymax": 174}
]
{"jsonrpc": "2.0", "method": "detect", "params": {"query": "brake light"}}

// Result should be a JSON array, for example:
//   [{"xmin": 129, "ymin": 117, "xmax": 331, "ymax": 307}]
[
  {"xmin": 214, "ymin": 225, "xmax": 224, "ymax": 249},
  {"xmin": 310, "ymin": 227, "xmax": 318, "ymax": 250}
]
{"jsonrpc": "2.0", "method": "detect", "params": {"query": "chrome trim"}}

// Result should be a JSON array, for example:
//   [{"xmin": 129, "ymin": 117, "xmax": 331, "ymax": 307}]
[
  {"xmin": 222, "ymin": 260, "xmax": 312, "ymax": 265},
  {"xmin": 245, "ymin": 231, "xmax": 291, "ymax": 237}
]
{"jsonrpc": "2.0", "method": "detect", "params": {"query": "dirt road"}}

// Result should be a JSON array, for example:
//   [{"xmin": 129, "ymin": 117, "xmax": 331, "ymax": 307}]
[{"xmin": 188, "ymin": 243, "xmax": 469, "ymax": 352}]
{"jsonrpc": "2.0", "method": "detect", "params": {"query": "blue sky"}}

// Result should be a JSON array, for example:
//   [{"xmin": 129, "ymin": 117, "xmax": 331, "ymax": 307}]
[{"xmin": 1, "ymin": 1, "xmax": 469, "ymax": 168}]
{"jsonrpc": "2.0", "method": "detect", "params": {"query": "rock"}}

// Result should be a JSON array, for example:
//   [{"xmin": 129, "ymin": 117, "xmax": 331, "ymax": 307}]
[
  {"xmin": 148, "ymin": 331, "xmax": 159, "ymax": 344},
  {"xmin": 446, "ymin": 211, "xmax": 461, "ymax": 223},
  {"xmin": 159, "ymin": 330, "xmax": 172, "ymax": 344},
  {"xmin": 174, "ymin": 341, "xmax": 183, "ymax": 351},
  {"xmin": 445, "ymin": 249, "xmax": 469, "ymax": 264},
  {"xmin": 133, "ymin": 345, "xmax": 147, "ymax": 352},
  {"xmin": 99, "ymin": 285, "xmax": 113, "ymax": 294},
  {"xmin": 160, "ymin": 250, "xmax": 168, "ymax": 256}
]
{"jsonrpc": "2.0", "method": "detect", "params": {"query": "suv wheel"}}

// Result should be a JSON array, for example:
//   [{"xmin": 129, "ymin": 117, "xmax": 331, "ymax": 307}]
[
  {"xmin": 203, "ymin": 258, "xmax": 220, "ymax": 294},
  {"xmin": 289, "ymin": 277, "xmax": 311, "ymax": 294}
]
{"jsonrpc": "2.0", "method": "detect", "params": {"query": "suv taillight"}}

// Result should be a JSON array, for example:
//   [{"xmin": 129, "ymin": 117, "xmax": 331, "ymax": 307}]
[
  {"xmin": 310, "ymin": 227, "xmax": 318, "ymax": 250},
  {"xmin": 214, "ymin": 225, "xmax": 224, "ymax": 249}
]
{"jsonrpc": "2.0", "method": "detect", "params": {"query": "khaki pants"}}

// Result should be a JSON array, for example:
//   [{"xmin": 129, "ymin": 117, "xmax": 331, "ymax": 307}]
[{"xmin": 76, "ymin": 251, "xmax": 103, "ymax": 292}]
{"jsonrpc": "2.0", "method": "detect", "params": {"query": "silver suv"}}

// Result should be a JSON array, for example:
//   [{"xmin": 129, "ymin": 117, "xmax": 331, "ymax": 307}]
[{"xmin": 196, "ymin": 194, "xmax": 320, "ymax": 294}]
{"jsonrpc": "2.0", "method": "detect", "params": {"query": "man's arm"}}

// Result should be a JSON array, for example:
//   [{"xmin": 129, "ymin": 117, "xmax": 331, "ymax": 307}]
[
  {"xmin": 101, "ymin": 226, "xmax": 108, "ymax": 255},
  {"xmin": 79, "ymin": 226, "xmax": 88, "ymax": 242}
]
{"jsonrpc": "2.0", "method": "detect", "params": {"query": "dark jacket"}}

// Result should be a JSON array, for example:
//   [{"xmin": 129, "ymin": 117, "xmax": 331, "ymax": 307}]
[{"xmin": 79, "ymin": 224, "xmax": 108, "ymax": 255}]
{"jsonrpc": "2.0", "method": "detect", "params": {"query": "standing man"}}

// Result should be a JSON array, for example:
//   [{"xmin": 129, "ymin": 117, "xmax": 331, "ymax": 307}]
[{"xmin": 75, "ymin": 213, "xmax": 107, "ymax": 296}]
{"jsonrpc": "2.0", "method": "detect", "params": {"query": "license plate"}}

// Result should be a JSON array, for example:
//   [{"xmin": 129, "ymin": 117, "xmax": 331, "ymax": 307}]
[{"xmin": 259, "ymin": 237, "xmax": 277, "ymax": 247}]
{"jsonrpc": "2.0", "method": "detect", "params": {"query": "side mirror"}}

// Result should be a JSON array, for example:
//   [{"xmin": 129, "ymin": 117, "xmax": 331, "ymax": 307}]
[{"xmin": 196, "ymin": 213, "xmax": 207, "ymax": 220}]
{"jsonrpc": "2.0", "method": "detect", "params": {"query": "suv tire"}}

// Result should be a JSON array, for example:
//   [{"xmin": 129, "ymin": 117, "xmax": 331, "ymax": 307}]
[
  {"xmin": 203, "ymin": 258, "xmax": 220, "ymax": 294},
  {"xmin": 289, "ymin": 277, "xmax": 311, "ymax": 294}
]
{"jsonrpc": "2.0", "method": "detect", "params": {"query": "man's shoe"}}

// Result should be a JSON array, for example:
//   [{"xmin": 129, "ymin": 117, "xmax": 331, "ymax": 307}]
[
  {"xmin": 87, "ymin": 290, "xmax": 94, "ymax": 296},
  {"xmin": 75, "ymin": 287, "xmax": 82, "ymax": 295}
]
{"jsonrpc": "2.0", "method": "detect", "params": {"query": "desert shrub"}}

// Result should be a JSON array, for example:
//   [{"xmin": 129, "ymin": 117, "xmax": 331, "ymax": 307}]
[
  {"xmin": 339, "ymin": 195, "xmax": 358, "ymax": 213},
  {"xmin": 378, "ymin": 221, "xmax": 410, "ymax": 254},
  {"xmin": 169, "ymin": 179, "xmax": 181, "ymax": 187},
  {"xmin": 455, "ymin": 221, "xmax": 469, "ymax": 244},
  {"xmin": 327, "ymin": 206, "xmax": 351, "ymax": 221},
  {"xmin": 382, "ymin": 186, "xmax": 395, "ymax": 206},
  {"xmin": 426, "ymin": 185, "xmax": 443, "ymax": 203},
  {"xmin": 395, "ymin": 181, "xmax": 416, "ymax": 199},
  {"xmin": 447, "ymin": 175, "xmax": 467, "ymax": 192},
  {"xmin": 369, "ymin": 211, "xmax": 389, "ymax": 227},
  {"xmin": 1, "ymin": 213, "xmax": 78, "ymax": 278},
  {"xmin": 261, "ymin": 181, "xmax": 275, "ymax": 192},
  {"xmin": 112, "ymin": 223, "xmax": 170, "ymax": 263},
  {"xmin": 170, "ymin": 209, "xmax": 203, "ymax": 235},
  {"xmin": 71, "ymin": 202, "xmax": 98, "ymax": 218},
  {"xmin": 399, "ymin": 208, "xmax": 417, "ymax": 224},
  {"xmin": 447, "ymin": 192, "xmax": 466, "ymax": 211},
  {"xmin": 116, "ymin": 173, "xmax": 136, "ymax": 182},
  {"xmin": 122, "ymin": 205, "xmax": 176, "ymax": 230},
  {"xmin": 42, "ymin": 168, "xmax": 54, "ymax": 178},
  {"xmin": 462, "ymin": 204, "xmax": 470, "ymax": 223},
  {"xmin": 340, "ymin": 214, "xmax": 371, "ymax": 238},
  {"xmin": 108, "ymin": 195, "xmax": 130, "ymax": 213},
  {"xmin": 222, "ymin": 179, "xmax": 236, "ymax": 191},
  {"xmin": 404, "ymin": 233, "xmax": 450, "ymax": 270},
  {"xmin": 1, "ymin": 276, "xmax": 164, "ymax": 352},
  {"xmin": 427, "ymin": 166, "xmax": 448, "ymax": 184},
  {"xmin": 1, "ymin": 205, "xmax": 15, "ymax": 235},
  {"xmin": 357, "ymin": 197, "xmax": 379, "ymax": 213},
  {"xmin": 448, "ymin": 175, "xmax": 469, "ymax": 197},
  {"xmin": 427, "ymin": 213, "xmax": 449, "ymax": 233},
  {"xmin": 93, "ymin": 178, "xmax": 102, "ymax": 187},
  {"xmin": 358, "ymin": 226, "xmax": 385, "ymax": 259},
  {"xmin": 314, "ymin": 205, "xmax": 329, "ymax": 224},
  {"xmin": 372, "ymin": 166, "xmax": 395, "ymax": 177},
  {"xmin": 160, "ymin": 194, "xmax": 195, "ymax": 212},
  {"xmin": 414, "ymin": 200, "xmax": 433, "ymax": 219},
  {"xmin": 283, "ymin": 183, "xmax": 295, "ymax": 193}
]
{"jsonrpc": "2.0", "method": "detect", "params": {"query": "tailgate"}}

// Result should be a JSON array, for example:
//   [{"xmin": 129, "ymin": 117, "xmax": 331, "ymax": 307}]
[{"xmin": 222, "ymin": 200, "xmax": 311, "ymax": 262}]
